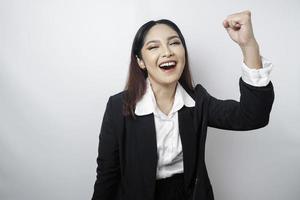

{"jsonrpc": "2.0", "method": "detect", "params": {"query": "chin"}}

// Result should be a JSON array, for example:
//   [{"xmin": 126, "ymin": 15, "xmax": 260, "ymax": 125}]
[{"xmin": 161, "ymin": 77, "xmax": 180, "ymax": 85}]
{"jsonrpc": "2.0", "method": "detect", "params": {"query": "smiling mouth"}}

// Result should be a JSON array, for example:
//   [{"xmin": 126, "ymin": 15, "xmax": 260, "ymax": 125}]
[{"xmin": 159, "ymin": 61, "xmax": 177, "ymax": 70}]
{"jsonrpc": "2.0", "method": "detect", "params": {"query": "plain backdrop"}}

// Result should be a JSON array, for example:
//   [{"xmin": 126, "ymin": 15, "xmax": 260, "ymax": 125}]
[{"xmin": 1, "ymin": 0, "xmax": 299, "ymax": 200}]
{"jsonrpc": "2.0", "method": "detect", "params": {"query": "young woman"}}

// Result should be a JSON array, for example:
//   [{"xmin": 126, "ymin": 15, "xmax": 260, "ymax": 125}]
[{"xmin": 92, "ymin": 10, "xmax": 274, "ymax": 200}]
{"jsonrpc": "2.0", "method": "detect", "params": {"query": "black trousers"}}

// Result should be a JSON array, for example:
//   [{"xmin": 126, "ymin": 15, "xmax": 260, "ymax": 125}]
[{"xmin": 155, "ymin": 173, "xmax": 190, "ymax": 200}]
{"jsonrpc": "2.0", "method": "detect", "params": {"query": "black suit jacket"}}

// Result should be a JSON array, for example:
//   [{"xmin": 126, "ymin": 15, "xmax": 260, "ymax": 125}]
[{"xmin": 92, "ymin": 78, "xmax": 274, "ymax": 200}]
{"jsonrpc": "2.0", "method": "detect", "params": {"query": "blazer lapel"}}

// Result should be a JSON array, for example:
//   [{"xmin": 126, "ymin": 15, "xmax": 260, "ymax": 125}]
[
  {"xmin": 127, "ymin": 114, "xmax": 158, "ymax": 191},
  {"xmin": 126, "ymin": 107, "xmax": 197, "ymax": 194},
  {"xmin": 178, "ymin": 106, "xmax": 198, "ymax": 192}
]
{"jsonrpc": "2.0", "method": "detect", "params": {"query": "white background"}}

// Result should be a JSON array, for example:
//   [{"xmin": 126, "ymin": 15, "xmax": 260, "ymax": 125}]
[{"xmin": 1, "ymin": 0, "xmax": 299, "ymax": 200}]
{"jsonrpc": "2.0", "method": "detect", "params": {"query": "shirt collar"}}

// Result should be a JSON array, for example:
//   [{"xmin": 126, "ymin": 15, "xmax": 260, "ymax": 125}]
[{"xmin": 134, "ymin": 78, "xmax": 195, "ymax": 116}]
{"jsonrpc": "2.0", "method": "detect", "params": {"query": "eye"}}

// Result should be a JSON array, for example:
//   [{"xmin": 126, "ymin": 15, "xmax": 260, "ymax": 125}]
[
  {"xmin": 148, "ymin": 46, "xmax": 158, "ymax": 50},
  {"xmin": 170, "ymin": 41, "xmax": 181, "ymax": 45}
]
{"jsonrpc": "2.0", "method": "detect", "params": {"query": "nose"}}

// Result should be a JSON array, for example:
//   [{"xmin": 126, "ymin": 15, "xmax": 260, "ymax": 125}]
[{"xmin": 162, "ymin": 45, "xmax": 173, "ymax": 57}]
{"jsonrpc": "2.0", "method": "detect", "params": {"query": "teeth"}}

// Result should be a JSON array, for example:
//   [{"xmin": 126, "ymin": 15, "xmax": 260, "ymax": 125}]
[{"xmin": 159, "ymin": 61, "xmax": 176, "ymax": 67}]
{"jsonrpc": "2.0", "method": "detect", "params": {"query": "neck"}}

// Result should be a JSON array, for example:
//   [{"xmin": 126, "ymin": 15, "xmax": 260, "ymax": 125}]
[{"xmin": 148, "ymin": 78, "xmax": 177, "ymax": 114}]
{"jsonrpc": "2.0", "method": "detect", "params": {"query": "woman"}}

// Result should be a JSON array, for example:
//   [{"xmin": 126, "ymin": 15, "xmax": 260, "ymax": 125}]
[{"xmin": 92, "ymin": 10, "xmax": 274, "ymax": 200}]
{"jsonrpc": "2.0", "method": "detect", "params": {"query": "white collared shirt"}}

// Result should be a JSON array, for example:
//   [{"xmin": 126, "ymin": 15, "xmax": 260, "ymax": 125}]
[
  {"xmin": 135, "ymin": 78, "xmax": 195, "ymax": 179},
  {"xmin": 134, "ymin": 58, "xmax": 273, "ymax": 179}
]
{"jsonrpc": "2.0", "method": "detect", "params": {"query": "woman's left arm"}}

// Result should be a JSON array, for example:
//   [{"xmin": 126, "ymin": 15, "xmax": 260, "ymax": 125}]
[
  {"xmin": 206, "ymin": 10, "xmax": 275, "ymax": 130},
  {"xmin": 206, "ymin": 78, "xmax": 274, "ymax": 130}
]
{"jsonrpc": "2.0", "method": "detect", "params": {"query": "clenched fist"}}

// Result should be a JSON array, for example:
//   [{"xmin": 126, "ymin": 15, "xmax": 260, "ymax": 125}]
[
  {"xmin": 223, "ymin": 10, "xmax": 256, "ymax": 47},
  {"xmin": 223, "ymin": 10, "xmax": 262, "ymax": 69}
]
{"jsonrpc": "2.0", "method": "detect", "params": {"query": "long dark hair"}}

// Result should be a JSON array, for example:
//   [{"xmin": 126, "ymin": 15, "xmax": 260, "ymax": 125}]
[{"xmin": 123, "ymin": 19, "xmax": 194, "ymax": 118}]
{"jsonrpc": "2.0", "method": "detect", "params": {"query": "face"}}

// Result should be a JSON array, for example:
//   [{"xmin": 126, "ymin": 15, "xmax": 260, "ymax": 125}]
[{"xmin": 137, "ymin": 24, "xmax": 186, "ymax": 88}]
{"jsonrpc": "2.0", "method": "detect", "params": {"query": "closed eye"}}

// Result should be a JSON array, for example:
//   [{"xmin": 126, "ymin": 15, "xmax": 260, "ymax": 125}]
[
  {"xmin": 148, "ymin": 46, "xmax": 158, "ymax": 50},
  {"xmin": 170, "ymin": 41, "xmax": 181, "ymax": 45}
]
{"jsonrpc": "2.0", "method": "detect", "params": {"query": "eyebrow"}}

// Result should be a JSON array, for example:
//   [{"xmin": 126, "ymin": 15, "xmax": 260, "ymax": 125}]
[{"xmin": 145, "ymin": 35, "xmax": 180, "ymax": 46}]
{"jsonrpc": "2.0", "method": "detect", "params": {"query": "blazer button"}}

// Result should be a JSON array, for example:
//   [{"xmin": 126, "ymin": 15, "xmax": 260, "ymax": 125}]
[{"xmin": 195, "ymin": 178, "xmax": 198, "ymax": 185}]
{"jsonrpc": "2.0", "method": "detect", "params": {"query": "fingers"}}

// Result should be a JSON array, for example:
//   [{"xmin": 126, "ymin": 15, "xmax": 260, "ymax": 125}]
[
  {"xmin": 222, "ymin": 20, "xmax": 229, "ymax": 28},
  {"xmin": 223, "ymin": 20, "xmax": 241, "ymax": 30},
  {"xmin": 223, "ymin": 10, "xmax": 251, "ymax": 29}
]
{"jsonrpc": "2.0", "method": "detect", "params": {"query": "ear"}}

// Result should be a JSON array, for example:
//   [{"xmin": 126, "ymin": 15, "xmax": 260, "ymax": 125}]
[{"xmin": 136, "ymin": 55, "xmax": 146, "ymax": 70}]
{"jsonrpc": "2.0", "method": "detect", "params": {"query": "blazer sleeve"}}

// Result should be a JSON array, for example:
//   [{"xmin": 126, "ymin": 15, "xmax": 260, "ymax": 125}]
[
  {"xmin": 92, "ymin": 96, "xmax": 120, "ymax": 200},
  {"xmin": 206, "ymin": 78, "xmax": 274, "ymax": 130}
]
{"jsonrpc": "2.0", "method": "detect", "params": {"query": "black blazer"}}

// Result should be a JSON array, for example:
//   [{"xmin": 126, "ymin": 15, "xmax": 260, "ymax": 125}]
[{"xmin": 92, "ymin": 78, "xmax": 274, "ymax": 200}]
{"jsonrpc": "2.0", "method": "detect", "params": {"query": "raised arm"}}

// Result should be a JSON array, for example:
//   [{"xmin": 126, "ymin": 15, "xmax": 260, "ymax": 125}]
[
  {"xmin": 223, "ymin": 10, "xmax": 262, "ymax": 69},
  {"xmin": 205, "ymin": 11, "xmax": 275, "ymax": 130},
  {"xmin": 207, "ymin": 78, "xmax": 274, "ymax": 130}
]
